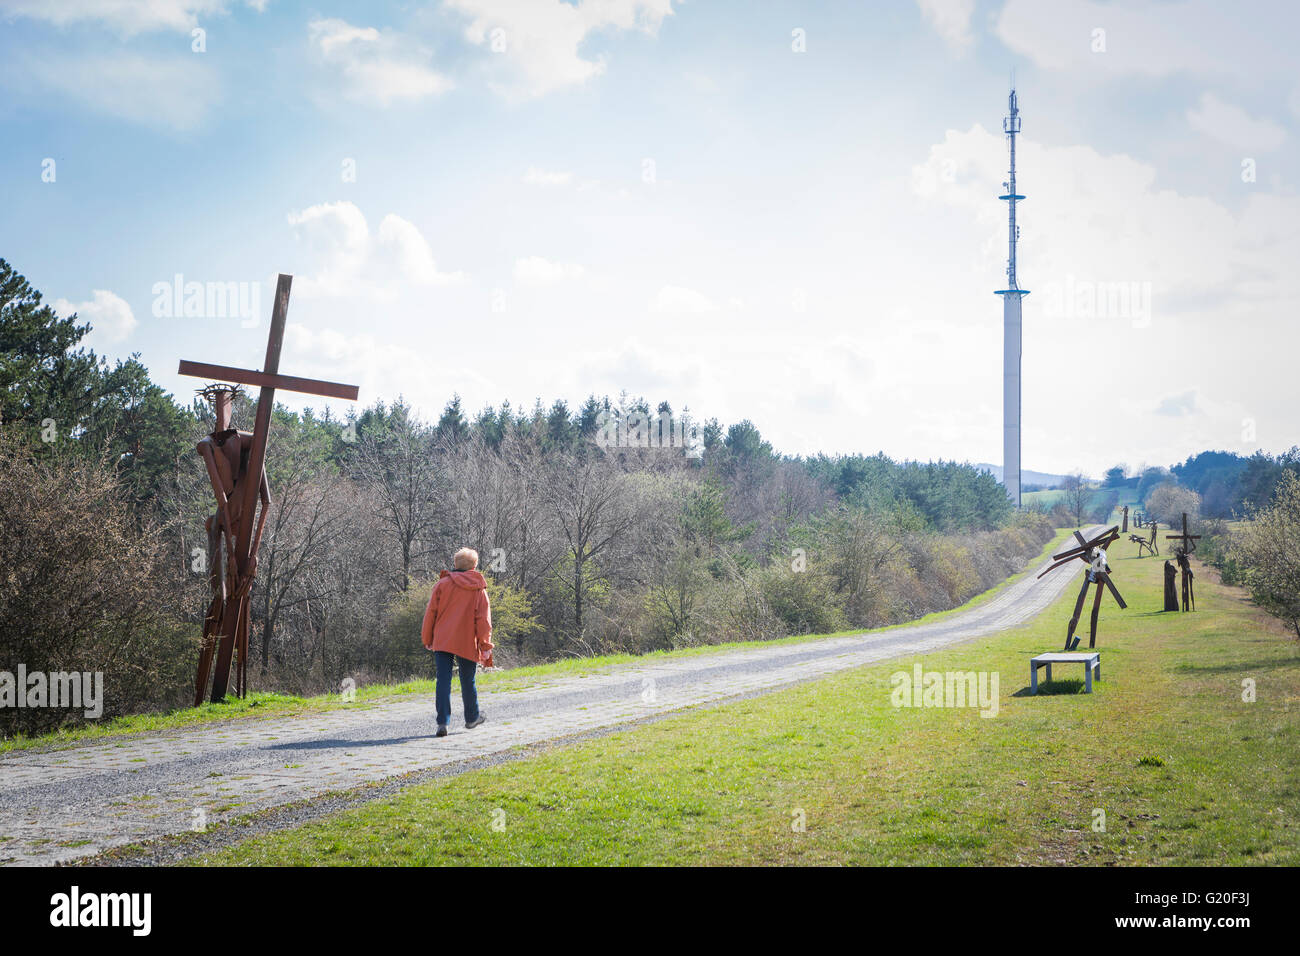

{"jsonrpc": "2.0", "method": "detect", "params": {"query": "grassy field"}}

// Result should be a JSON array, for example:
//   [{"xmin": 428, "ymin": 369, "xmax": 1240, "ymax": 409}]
[
  {"xmin": 196, "ymin": 533, "xmax": 1300, "ymax": 866},
  {"xmin": 2, "ymin": 528, "xmax": 1077, "ymax": 754}
]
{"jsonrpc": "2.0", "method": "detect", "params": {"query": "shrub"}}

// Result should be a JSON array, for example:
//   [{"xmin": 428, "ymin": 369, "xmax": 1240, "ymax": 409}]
[
  {"xmin": 1145, "ymin": 481, "xmax": 1202, "ymax": 527},
  {"xmin": 754, "ymin": 562, "xmax": 847, "ymax": 636},
  {"xmin": 1232, "ymin": 472, "xmax": 1300, "ymax": 639},
  {"xmin": 0, "ymin": 435, "xmax": 197, "ymax": 736}
]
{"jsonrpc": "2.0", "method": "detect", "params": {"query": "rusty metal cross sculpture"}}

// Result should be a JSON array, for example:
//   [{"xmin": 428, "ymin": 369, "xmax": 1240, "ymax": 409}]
[
  {"xmin": 1037, "ymin": 526, "xmax": 1128, "ymax": 650},
  {"xmin": 180, "ymin": 274, "xmax": 359, "ymax": 704},
  {"xmin": 1165, "ymin": 512, "xmax": 1201, "ymax": 612}
]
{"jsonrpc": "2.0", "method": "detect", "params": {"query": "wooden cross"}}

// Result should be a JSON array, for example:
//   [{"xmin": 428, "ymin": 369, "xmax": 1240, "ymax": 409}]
[
  {"xmin": 179, "ymin": 274, "xmax": 359, "ymax": 702},
  {"xmin": 1165, "ymin": 512, "xmax": 1200, "ymax": 556}
]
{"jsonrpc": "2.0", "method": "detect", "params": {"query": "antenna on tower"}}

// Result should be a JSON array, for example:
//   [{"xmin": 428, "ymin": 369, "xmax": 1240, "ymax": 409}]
[
  {"xmin": 995, "ymin": 78, "xmax": 1028, "ymax": 509},
  {"xmin": 998, "ymin": 80, "xmax": 1025, "ymax": 293}
]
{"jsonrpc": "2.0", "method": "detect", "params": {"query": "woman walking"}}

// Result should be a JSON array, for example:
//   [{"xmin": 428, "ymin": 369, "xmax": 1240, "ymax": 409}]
[{"xmin": 421, "ymin": 548, "xmax": 494, "ymax": 737}]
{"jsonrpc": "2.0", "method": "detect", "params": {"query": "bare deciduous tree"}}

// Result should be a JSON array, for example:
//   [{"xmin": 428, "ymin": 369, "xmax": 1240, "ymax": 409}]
[
  {"xmin": 350, "ymin": 404, "xmax": 445, "ymax": 592},
  {"xmin": 1062, "ymin": 472, "xmax": 1090, "ymax": 528},
  {"xmin": 545, "ymin": 450, "xmax": 639, "ymax": 641}
]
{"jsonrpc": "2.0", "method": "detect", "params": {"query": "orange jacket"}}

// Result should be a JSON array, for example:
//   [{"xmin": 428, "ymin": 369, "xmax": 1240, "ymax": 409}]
[{"xmin": 421, "ymin": 570, "xmax": 494, "ymax": 665}]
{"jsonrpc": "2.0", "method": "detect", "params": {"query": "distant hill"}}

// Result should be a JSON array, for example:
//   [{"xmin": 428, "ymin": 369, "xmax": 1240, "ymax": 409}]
[{"xmin": 975, "ymin": 464, "xmax": 1079, "ymax": 489}]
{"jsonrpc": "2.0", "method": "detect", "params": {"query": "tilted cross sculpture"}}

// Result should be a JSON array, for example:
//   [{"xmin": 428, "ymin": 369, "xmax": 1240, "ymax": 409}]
[
  {"xmin": 1165, "ymin": 511, "xmax": 1200, "ymax": 612},
  {"xmin": 180, "ymin": 274, "xmax": 359, "ymax": 704},
  {"xmin": 1037, "ymin": 526, "xmax": 1128, "ymax": 650}
]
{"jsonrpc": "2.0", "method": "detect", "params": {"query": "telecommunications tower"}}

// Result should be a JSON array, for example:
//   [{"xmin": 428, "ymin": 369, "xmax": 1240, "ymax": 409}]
[{"xmin": 995, "ymin": 85, "xmax": 1027, "ymax": 507}]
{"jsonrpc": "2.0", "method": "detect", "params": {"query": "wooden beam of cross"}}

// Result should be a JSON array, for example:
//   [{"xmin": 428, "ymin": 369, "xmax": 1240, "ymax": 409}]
[
  {"xmin": 1165, "ymin": 511, "xmax": 1201, "ymax": 555},
  {"xmin": 179, "ymin": 273, "xmax": 359, "ymax": 702},
  {"xmin": 1036, "ymin": 526, "xmax": 1120, "ymax": 579}
]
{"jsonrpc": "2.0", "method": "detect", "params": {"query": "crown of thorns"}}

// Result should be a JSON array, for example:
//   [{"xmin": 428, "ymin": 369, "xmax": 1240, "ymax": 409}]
[{"xmin": 197, "ymin": 383, "xmax": 244, "ymax": 403}]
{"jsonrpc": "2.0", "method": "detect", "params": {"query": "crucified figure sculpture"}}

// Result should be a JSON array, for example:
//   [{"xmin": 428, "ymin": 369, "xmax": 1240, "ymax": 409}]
[{"xmin": 182, "ymin": 274, "xmax": 358, "ymax": 704}]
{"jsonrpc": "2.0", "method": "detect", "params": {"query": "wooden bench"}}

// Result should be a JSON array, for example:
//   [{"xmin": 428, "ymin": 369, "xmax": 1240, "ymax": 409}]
[{"xmin": 1030, "ymin": 652, "xmax": 1101, "ymax": 694}]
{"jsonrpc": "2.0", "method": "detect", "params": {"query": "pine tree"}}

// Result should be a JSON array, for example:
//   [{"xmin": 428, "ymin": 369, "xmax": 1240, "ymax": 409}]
[
  {"xmin": 0, "ymin": 258, "xmax": 101, "ymax": 436},
  {"xmin": 435, "ymin": 394, "xmax": 469, "ymax": 444}
]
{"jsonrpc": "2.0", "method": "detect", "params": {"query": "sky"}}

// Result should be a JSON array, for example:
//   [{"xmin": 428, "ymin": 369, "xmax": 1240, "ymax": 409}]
[{"xmin": 1, "ymin": 0, "xmax": 1297, "ymax": 479}]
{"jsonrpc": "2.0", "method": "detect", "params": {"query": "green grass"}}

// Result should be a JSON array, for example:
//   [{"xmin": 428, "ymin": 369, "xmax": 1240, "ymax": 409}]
[
  {"xmin": 196, "ymin": 532, "xmax": 1300, "ymax": 866},
  {"xmin": 2, "ymin": 527, "xmax": 1075, "ymax": 755}
]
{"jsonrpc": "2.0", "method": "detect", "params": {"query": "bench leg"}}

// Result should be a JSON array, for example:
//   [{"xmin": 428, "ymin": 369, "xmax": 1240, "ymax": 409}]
[
  {"xmin": 1085, "ymin": 665, "xmax": 1093, "ymax": 693},
  {"xmin": 1045, "ymin": 663, "xmax": 1052, "ymax": 684},
  {"xmin": 1095, "ymin": 661, "xmax": 1101, "ymax": 683},
  {"xmin": 1030, "ymin": 664, "xmax": 1038, "ymax": 695}
]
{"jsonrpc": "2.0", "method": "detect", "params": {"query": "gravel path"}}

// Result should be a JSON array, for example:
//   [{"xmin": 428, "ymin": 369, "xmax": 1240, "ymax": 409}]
[{"xmin": 0, "ymin": 530, "xmax": 1093, "ymax": 866}]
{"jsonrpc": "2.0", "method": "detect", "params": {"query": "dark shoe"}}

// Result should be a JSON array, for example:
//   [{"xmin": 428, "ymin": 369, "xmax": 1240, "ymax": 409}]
[
  {"xmin": 465, "ymin": 712, "xmax": 486, "ymax": 730},
  {"xmin": 436, "ymin": 724, "xmax": 448, "ymax": 738}
]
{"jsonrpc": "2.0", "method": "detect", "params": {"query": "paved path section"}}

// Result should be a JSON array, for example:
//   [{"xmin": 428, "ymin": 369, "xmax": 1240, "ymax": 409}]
[{"xmin": 0, "ymin": 531, "xmax": 1094, "ymax": 865}]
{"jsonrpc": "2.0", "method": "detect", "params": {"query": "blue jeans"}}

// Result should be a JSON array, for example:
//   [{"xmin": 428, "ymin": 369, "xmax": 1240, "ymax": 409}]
[{"xmin": 434, "ymin": 651, "xmax": 479, "ymax": 727}]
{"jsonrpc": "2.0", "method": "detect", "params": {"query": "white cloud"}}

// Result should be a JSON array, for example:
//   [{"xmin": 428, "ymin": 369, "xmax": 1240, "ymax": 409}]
[
  {"xmin": 648, "ymin": 285, "xmax": 716, "ymax": 313},
  {"xmin": 19, "ymin": 53, "xmax": 219, "ymax": 130},
  {"xmin": 910, "ymin": 124, "xmax": 1239, "ymax": 298},
  {"xmin": 446, "ymin": 0, "xmax": 675, "ymax": 98},
  {"xmin": 915, "ymin": 0, "xmax": 975, "ymax": 52},
  {"xmin": 1156, "ymin": 391, "xmax": 1198, "ymax": 417},
  {"xmin": 573, "ymin": 338, "xmax": 708, "ymax": 399},
  {"xmin": 309, "ymin": 17, "xmax": 453, "ymax": 107},
  {"xmin": 514, "ymin": 256, "xmax": 585, "ymax": 283},
  {"xmin": 55, "ymin": 290, "xmax": 137, "ymax": 345},
  {"xmin": 0, "ymin": 0, "xmax": 260, "ymax": 35},
  {"xmin": 1187, "ymin": 93, "xmax": 1286, "ymax": 151},
  {"xmin": 283, "ymin": 322, "xmax": 499, "ymax": 419},
  {"xmin": 377, "ymin": 215, "xmax": 463, "ymax": 285},
  {"xmin": 994, "ymin": 0, "xmax": 1293, "ymax": 77},
  {"xmin": 286, "ymin": 201, "xmax": 464, "ymax": 298}
]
